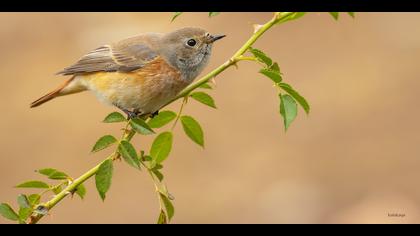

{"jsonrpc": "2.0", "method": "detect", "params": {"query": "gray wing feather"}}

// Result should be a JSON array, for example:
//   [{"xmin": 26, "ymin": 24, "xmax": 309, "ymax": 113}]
[{"xmin": 56, "ymin": 44, "xmax": 158, "ymax": 75}]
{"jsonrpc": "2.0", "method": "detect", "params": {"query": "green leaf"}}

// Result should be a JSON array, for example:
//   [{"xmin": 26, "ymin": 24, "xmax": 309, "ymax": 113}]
[
  {"xmin": 348, "ymin": 12, "xmax": 355, "ymax": 18},
  {"xmin": 289, "ymin": 12, "xmax": 306, "ymax": 21},
  {"xmin": 118, "ymin": 140, "xmax": 141, "ymax": 169},
  {"xmin": 329, "ymin": 12, "xmax": 339, "ymax": 20},
  {"xmin": 154, "ymin": 163, "xmax": 163, "ymax": 170},
  {"xmin": 17, "ymin": 195, "xmax": 33, "ymax": 222},
  {"xmin": 18, "ymin": 207, "xmax": 32, "ymax": 222},
  {"xmin": 52, "ymin": 185, "xmax": 62, "ymax": 194},
  {"xmin": 160, "ymin": 193, "xmax": 175, "ymax": 221},
  {"xmin": 103, "ymin": 112, "xmax": 126, "ymax": 123},
  {"xmin": 209, "ymin": 12, "xmax": 220, "ymax": 17},
  {"xmin": 157, "ymin": 185, "xmax": 170, "ymax": 199},
  {"xmin": 75, "ymin": 184, "xmax": 87, "ymax": 200},
  {"xmin": 269, "ymin": 62, "xmax": 280, "ymax": 73},
  {"xmin": 278, "ymin": 83, "xmax": 310, "ymax": 114},
  {"xmin": 278, "ymin": 12, "xmax": 307, "ymax": 23},
  {"xmin": 91, "ymin": 135, "xmax": 117, "ymax": 153},
  {"xmin": 95, "ymin": 159, "xmax": 113, "ymax": 201},
  {"xmin": 190, "ymin": 92, "xmax": 217, "ymax": 109},
  {"xmin": 130, "ymin": 118, "xmax": 155, "ymax": 135},
  {"xmin": 37, "ymin": 168, "xmax": 69, "ymax": 180},
  {"xmin": 150, "ymin": 132, "xmax": 173, "ymax": 164},
  {"xmin": 157, "ymin": 210, "xmax": 167, "ymax": 224},
  {"xmin": 16, "ymin": 180, "xmax": 49, "ymax": 189},
  {"xmin": 180, "ymin": 116, "xmax": 204, "ymax": 147},
  {"xmin": 259, "ymin": 68, "xmax": 282, "ymax": 83},
  {"xmin": 17, "ymin": 195, "xmax": 30, "ymax": 209},
  {"xmin": 28, "ymin": 194, "xmax": 41, "ymax": 206},
  {"xmin": 171, "ymin": 12, "xmax": 182, "ymax": 22},
  {"xmin": 0, "ymin": 203, "xmax": 19, "ymax": 221},
  {"xmin": 249, "ymin": 47, "xmax": 272, "ymax": 66},
  {"xmin": 199, "ymin": 83, "xmax": 212, "ymax": 89},
  {"xmin": 152, "ymin": 169, "xmax": 164, "ymax": 182},
  {"xmin": 147, "ymin": 111, "xmax": 177, "ymax": 128},
  {"xmin": 142, "ymin": 154, "xmax": 154, "ymax": 165},
  {"xmin": 279, "ymin": 94, "xmax": 298, "ymax": 131}
]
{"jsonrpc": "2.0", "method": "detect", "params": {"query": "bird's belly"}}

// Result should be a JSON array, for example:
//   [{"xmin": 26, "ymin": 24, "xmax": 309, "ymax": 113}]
[{"xmin": 81, "ymin": 69, "xmax": 187, "ymax": 114}]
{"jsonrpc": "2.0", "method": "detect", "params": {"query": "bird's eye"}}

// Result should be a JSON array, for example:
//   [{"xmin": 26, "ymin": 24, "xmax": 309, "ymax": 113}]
[{"xmin": 187, "ymin": 39, "xmax": 197, "ymax": 47}]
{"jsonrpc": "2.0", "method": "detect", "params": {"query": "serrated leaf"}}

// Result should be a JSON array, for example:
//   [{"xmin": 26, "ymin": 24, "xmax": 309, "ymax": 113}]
[
  {"xmin": 157, "ymin": 210, "xmax": 167, "ymax": 224},
  {"xmin": 95, "ymin": 159, "xmax": 113, "ymax": 201},
  {"xmin": 28, "ymin": 194, "xmax": 40, "ymax": 206},
  {"xmin": 91, "ymin": 135, "xmax": 117, "ymax": 153},
  {"xmin": 329, "ymin": 12, "xmax": 339, "ymax": 20},
  {"xmin": 278, "ymin": 83, "xmax": 310, "ymax": 114},
  {"xmin": 171, "ymin": 12, "xmax": 182, "ymax": 22},
  {"xmin": 51, "ymin": 185, "xmax": 63, "ymax": 194},
  {"xmin": 37, "ymin": 168, "xmax": 69, "ymax": 180},
  {"xmin": 37, "ymin": 168, "xmax": 55, "ymax": 176},
  {"xmin": 190, "ymin": 92, "xmax": 217, "ymax": 109},
  {"xmin": 180, "ymin": 116, "xmax": 204, "ymax": 147},
  {"xmin": 49, "ymin": 172, "xmax": 68, "ymax": 180},
  {"xmin": 52, "ymin": 185, "xmax": 62, "ymax": 194},
  {"xmin": 154, "ymin": 163, "xmax": 163, "ymax": 170},
  {"xmin": 199, "ymin": 83, "xmax": 212, "ymax": 89},
  {"xmin": 118, "ymin": 140, "xmax": 140, "ymax": 169},
  {"xmin": 75, "ymin": 184, "xmax": 86, "ymax": 200},
  {"xmin": 157, "ymin": 185, "xmax": 170, "ymax": 199},
  {"xmin": 17, "ymin": 195, "xmax": 30, "ymax": 209},
  {"xmin": 18, "ymin": 207, "xmax": 31, "ymax": 222},
  {"xmin": 160, "ymin": 193, "xmax": 175, "ymax": 221},
  {"xmin": 277, "ymin": 12, "xmax": 307, "ymax": 23},
  {"xmin": 130, "ymin": 118, "xmax": 155, "ymax": 135},
  {"xmin": 0, "ymin": 203, "xmax": 19, "ymax": 221},
  {"xmin": 259, "ymin": 68, "xmax": 282, "ymax": 83},
  {"xmin": 289, "ymin": 12, "xmax": 306, "ymax": 21},
  {"xmin": 249, "ymin": 47, "xmax": 272, "ymax": 66},
  {"xmin": 16, "ymin": 181, "xmax": 49, "ymax": 189},
  {"xmin": 279, "ymin": 94, "xmax": 298, "ymax": 131},
  {"xmin": 152, "ymin": 169, "xmax": 164, "ymax": 182},
  {"xmin": 103, "ymin": 112, "xmax": 126, "ymax": 123},
  {"xmin": 150, "ymin": 132, "xmax": 173, "ymax": 164},
  {"xmin": 269, "ymin": 62, "xmax": 280, "ymax": 73},
  {"xmin": 147, "ymin": 111, "xmax": 177, "ymax": 128},
  {"xmin": 209, "ymin": 12, "xmax": 220, "ymax": 17},
  {"xmin": 348, "ymin": 12, "xmax": 355, "ymax": 18},
  {"xmin": 147, "ymin": 160, "xmax": 157, "ymax": 170}
]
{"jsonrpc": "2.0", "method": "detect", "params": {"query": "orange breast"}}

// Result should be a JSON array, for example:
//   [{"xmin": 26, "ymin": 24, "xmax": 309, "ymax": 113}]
[{"xmin": 80, "ymin": 57, "xmax": 188, "ymax": 113}]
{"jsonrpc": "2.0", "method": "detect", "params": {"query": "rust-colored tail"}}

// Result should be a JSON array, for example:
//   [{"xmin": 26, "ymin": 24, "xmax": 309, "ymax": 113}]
[{"xmin": 30, "ymin": 77, "xmax": 76, "ymax": 108}]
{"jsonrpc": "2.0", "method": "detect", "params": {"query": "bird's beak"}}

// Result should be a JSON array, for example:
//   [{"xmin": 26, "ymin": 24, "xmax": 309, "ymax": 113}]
[{"xmin": 208, "ymin": 34, "xmax": 226, "ymax": 43}]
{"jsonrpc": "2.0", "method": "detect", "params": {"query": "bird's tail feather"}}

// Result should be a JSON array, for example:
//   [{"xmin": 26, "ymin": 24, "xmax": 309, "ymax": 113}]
[{"xmin": 30, "ymin": 76, "xmax": 78, "ymax": 108}]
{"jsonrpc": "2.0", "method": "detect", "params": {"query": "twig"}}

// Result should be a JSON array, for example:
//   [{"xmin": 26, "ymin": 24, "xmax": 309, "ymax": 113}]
[{"xmin": 28, "ymin": 12, "xmax": 294, "ymax": 224}]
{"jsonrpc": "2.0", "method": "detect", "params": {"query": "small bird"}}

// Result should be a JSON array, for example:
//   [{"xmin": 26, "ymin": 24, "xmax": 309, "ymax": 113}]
[{"xmin": 30, "ymin": 27, "xmax": 225, "ymax": 118}]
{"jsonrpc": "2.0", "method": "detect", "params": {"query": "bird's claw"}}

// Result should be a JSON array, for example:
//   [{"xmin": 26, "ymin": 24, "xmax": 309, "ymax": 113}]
[
  {"xmin": 150, "ymin": 110, "xmax": 159, "ymax": 118},
  {"xmin": 118, "ymin": 107, "xmax": 142, "ymax": 120}
]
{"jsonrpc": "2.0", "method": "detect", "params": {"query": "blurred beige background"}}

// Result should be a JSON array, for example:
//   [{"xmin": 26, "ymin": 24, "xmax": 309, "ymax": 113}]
[{"xmin": 0, "ymin": 12, "xmax": 419, "ymax": 224}]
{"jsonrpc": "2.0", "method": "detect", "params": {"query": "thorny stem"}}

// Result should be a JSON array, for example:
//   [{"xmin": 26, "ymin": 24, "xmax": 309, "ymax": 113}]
[
  {"xmin": 29, "ymin": 124, "xmax": 134, "ymax": 224},
  {"xmin": 28, "ymin": 12, "xmax": 294, "ymax": 224},
  {"xmin": 168, "ymin": 12, "xmax": 294, "ymax": 103}
]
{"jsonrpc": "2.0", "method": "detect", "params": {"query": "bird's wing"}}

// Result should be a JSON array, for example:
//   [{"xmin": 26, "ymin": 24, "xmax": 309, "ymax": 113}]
[{"xmin": 56, "ymin": 43, "xmax": 159, "ymax": 75}]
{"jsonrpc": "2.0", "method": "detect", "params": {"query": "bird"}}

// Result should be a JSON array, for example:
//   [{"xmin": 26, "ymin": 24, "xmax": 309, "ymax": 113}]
[{"xmin": 30, "ymin": 27, "xmax": 225, "ymax": 118}]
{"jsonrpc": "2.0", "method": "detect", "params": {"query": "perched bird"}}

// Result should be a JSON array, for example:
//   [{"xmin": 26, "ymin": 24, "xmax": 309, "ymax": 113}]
[{"xmin": 30, "ymin": 27, "xmax": 225, "ymax": 118}]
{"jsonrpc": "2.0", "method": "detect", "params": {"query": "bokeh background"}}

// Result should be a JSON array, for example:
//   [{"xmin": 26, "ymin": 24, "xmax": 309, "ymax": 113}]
[{"xmin": 0, "ymin": 12, "xmax": 419, "ymax": 224}]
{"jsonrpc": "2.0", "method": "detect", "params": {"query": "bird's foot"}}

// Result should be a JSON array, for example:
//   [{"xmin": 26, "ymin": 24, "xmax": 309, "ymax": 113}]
[
  {"xmin": 119, "ymin": 107, "xmax": 141, "ymax": 120},
  {"xmin": 150, "ymin": 110, "xmax": 159, "ymax": 118},
  {"xmin": 126, "ymin": 111, "xmax": 139, "ymax": 120}
]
